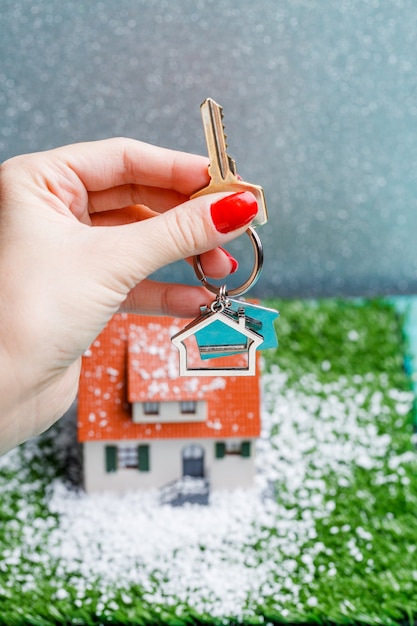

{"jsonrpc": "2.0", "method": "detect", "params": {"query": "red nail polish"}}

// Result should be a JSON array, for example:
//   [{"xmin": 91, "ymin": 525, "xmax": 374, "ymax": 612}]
[
  {"xmin": 219, "ymin": 247, "xmax": 239, "ymax": 273},
  {"xmin": 211, "ymin": 191, "xmax": 258, "ymax": 234}
]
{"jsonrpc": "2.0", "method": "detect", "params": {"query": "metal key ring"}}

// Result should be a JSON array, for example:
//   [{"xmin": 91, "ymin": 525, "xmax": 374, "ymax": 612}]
[{"xmin": 193, "ymin": 226, "xmax": 264, "ymax": 297}]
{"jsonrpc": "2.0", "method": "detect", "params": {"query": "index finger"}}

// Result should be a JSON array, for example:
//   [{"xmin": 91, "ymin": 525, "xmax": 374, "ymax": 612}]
[{"xmin": 48, "ymin": 137, "xmax": 210, "ymax": 195}]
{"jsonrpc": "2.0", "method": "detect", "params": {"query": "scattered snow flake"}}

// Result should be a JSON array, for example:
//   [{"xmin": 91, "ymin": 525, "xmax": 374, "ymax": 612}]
[
  {"xmin": 395, "ymin": 401, "xmax": 412, "ymax": 415},
  {"xmin": 203, "ymin": 377, "xmax": 227, "ymax": 391},
  {"xmin": 121, "ymin": 593, "xmax": 132, "ymax": 604},
  {"xmin": 206, "ymin": 419, "xmax": 222, "ymax": 430},
  {"xmin": 55, "ymin": 588, "xmax": 69, "ymax": 600},
  {"xmin": 388, "ymin": 450, "xmax": 416, "ymax": 469}
]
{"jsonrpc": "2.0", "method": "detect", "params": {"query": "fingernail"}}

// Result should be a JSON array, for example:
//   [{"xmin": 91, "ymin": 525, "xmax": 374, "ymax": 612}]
[
  {"xmin": 219, "ymin": 247, "xmax": 239, "ymax": 273},
  {"xmin": 211, "ymin": 191, "xmax": 258, "ymax": 234}
]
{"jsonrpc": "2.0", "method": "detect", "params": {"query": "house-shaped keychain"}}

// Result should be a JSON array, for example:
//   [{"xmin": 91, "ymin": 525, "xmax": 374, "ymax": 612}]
[{"xmin": 171, "ymin": 304, "xmax": 264, "ymax": 376}]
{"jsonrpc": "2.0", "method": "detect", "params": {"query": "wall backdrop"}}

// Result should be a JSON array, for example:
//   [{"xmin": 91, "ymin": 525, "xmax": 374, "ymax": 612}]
[{"xmin": 2, "ymin": 0, "xmax": 417, "ymax": 297}]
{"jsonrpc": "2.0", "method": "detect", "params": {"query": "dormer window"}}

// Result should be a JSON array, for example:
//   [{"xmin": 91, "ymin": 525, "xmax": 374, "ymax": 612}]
[
  {"xmin": 180, "ymin": 401, "xmax": 197, "ymax": 414},
  {"xmin": 144, "ymin": 401, "xmax": 159, "ymax": 415},
  {"xmin": 132, "ymin": 400, "xmax": 206, "ymax": 424}
]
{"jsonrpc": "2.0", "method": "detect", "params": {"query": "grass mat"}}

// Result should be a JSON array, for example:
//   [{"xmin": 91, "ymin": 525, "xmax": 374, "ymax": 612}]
[{"xmin": 1, "ymin": 299, "xmax": 417, "ymax": 626}]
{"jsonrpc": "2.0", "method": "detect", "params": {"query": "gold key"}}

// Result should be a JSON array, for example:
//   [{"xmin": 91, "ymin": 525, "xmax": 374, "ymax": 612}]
[{"xmin": 191, "ymin": 98, "xmax": 268, "ymax": 227}]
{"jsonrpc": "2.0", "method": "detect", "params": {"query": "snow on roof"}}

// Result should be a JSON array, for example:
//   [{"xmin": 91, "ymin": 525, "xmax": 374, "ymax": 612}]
[
  {"xmin": 78, "ymin": 313, "xmax": 261, "ymax": 442},
  {"xmin": 128, "ymin": 319, "xmax": 233, "ymax": 401}
]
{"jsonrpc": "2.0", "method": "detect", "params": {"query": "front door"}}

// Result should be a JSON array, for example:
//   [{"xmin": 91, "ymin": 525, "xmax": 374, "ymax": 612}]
[{"xmin": 182, "ymin": 444, "xmax": 205, "ymax": 478}]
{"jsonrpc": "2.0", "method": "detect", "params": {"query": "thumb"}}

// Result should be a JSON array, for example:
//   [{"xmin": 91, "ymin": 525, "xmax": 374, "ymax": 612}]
[{"xmin": 106, "ymin": 190, "xmax": 259, "ymax": 289}]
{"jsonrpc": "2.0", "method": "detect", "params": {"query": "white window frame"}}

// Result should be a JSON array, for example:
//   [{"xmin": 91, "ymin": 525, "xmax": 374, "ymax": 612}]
[
  {"xmin": 180, "ymin": 400, "xmax": 197, "ymax": 414},
  {"xmin": 143, "ymin": 401, "xmax": 160, "ymax": 415},
  {"xmin": 118, "ymin": 446, "xmax": 138, "ymax": 469}
]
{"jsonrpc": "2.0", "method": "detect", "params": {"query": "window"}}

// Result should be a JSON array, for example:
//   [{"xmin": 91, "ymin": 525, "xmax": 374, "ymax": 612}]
[
  {"xmin": 144, "ymin": 402, "xmax": 159, "ymax": 415},
  {"xmin": 225, "ymin": 441, "xmax": 242, "ymax": 455},
  {"xmin": 118, "ymin": 446, "xmax": 138, "ymax": 469},
  {"xmin": 215, "ymin": 441, "xmax": 252, "ymax": 459},
  {"xmin": 180, "ymin": 401, "xmax": 197, "ymax": 414},
  {"xmin": 104, "ymin": 444, "xmax": 150, "ymax": 472}
]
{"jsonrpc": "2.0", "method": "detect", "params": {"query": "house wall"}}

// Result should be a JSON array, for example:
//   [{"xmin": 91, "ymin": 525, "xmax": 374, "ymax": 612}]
[
  {"xmin": 83, "ymin": 438, "xmax": 256, "ymax": 493},
  {"xmin": 210, "ymin": 447, "xmax": 256, "ymax": 490}
]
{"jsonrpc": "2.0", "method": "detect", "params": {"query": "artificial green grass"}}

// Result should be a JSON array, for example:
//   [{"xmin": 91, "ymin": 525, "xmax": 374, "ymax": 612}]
[{"xmin": 1, "ymin": 298, "xmax": 417, "ymax": 626}]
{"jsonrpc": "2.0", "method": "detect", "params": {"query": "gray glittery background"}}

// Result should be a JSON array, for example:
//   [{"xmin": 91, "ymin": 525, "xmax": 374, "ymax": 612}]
[{"xmin": 2, "ymin": 0, "xmax": 417, "ymax": 298}]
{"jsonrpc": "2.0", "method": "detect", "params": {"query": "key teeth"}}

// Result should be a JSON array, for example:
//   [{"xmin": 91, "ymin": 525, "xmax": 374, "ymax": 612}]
[{"xmin": 218, "ymin": 107, "xmax": 228, "ymax": 145}]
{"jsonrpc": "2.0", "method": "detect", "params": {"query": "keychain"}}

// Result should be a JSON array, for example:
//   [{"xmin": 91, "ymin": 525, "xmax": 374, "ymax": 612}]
[
  {"xmin": 171, "ymin": 228, "xmax": 279, "ymax": 377},
  {"xmin": 171, "ymin": 97, "xmax": 278, "ymax": 376}
]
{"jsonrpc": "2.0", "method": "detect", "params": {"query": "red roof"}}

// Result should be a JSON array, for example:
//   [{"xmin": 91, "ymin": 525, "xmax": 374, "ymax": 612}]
[{"xmin": 78, "ymin": 313, "xmax": 261, "ymax": 442}]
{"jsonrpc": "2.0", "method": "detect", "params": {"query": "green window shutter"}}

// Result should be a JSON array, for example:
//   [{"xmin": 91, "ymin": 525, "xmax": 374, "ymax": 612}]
[
  {"xmin": 138, "ymin": 444, "xmax": 150, "ymax": 472},
  {"xmin": 105, "ymin": 445, "xmax": 117, "ymax": 472},
  {"xmin": 241, "ymin": 441, "xmax": 251, "ymax": 458},
  {"xmin": 215, "ymin": 442, "xmax": 226, "ymax": 459}
]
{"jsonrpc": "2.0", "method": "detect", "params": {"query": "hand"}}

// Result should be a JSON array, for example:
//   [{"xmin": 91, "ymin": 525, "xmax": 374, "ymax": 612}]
[{"xmin": 0, "ymin": 138, "xmax": 258, "ymax": 451}]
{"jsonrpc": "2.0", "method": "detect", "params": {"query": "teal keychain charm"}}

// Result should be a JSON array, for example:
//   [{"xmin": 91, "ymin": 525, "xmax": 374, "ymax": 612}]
[{"xmin": 194, "ymin": 296, "xmax": 279, "ymax": 360}]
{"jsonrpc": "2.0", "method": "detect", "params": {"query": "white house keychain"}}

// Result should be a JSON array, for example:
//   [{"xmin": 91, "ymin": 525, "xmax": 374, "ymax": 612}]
[{"xmin": 171, "ymin": 98, "xmax": 278, "ymax": 376}]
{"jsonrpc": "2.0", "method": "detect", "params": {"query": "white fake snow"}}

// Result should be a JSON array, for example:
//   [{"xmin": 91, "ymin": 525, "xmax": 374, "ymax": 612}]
[{"xmin": 1, "ymin": 366, "xmax": 415, "ymax": 622}]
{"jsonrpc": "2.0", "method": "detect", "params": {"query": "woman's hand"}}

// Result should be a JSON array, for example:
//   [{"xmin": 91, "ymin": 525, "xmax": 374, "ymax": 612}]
[{"xmin": 0, "ymin": 137, "xmax": 258, "ymax": 451}]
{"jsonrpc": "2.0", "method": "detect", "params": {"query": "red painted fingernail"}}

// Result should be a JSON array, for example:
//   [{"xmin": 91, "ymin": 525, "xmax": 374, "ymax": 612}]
[
  {"xmin": 219, "ymin": 247, "xmax": 239, "ymax": 273},
  {"xmin": 210, "ymin": 191, "xmax": 258, "ymax": 234}
]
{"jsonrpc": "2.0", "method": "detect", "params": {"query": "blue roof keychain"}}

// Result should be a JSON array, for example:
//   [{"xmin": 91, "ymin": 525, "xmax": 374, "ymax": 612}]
[
  {"xmin": 171, "ymin": 98, "xmax": 278, "ymax": 376},
  {"xmin": 194, "ymin": 298, "xmax": 279, "ymax": 360}
]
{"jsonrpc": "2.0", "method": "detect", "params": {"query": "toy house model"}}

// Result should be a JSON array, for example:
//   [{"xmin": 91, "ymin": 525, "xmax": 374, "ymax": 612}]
[{"xmin": 78, "ymin": 313, "xmax": 261, "ymax": 499}]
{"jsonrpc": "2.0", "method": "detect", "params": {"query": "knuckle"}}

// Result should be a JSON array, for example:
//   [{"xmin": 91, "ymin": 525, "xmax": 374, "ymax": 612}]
[{"xmin": 167, "ymin": 206, "xmax": 208, "ymax": 257}]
